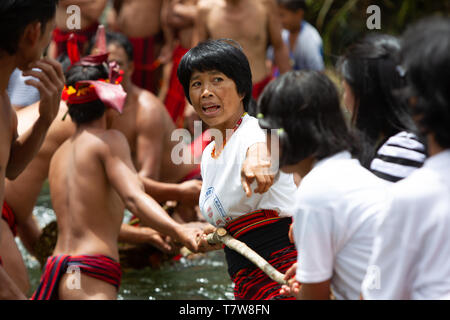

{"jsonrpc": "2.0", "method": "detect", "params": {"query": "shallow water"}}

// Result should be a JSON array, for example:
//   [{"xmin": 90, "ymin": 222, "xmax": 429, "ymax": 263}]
[{"xmin": 21, "ymin": 186, "xmax": 234, "ymax": 300}]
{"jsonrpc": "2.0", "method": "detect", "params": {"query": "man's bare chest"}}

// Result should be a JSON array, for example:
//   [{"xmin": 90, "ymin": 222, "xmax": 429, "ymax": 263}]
[{"xmin": 207, "ymin": 8, "xmax": 267, "ymax": 45}]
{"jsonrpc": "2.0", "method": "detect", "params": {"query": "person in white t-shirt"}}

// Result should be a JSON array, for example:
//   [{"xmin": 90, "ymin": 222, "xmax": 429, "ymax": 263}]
[
  {"xmin": 256, "ymin": 70, "xmax": 389, "ymax": 300},
  {"xmin": 361, "ymin": 17, "xmax": 450, "ymax": 300},
  {"xmin": 177, "ymin": 39, "xmax": 298, "ymax": 300},
  {"xmin": 271, "ymin": 0, "xmax": 324, "ymax": 72}
]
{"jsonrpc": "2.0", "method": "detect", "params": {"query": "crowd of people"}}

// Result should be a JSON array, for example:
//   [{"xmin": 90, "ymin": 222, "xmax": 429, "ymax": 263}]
[{"xmin": 0, "ymin": 0, "xmax": 448, "ymax": 301}]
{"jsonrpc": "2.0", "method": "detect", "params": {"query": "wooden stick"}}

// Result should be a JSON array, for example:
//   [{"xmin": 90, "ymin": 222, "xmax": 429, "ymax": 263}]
[{"xmin": 206, "ymin": 228, "xmax": 287, "ymax": 285}]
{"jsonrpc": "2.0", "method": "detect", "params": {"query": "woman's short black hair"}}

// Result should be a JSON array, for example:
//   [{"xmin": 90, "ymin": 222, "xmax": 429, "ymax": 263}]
[
  {"xmin": 177, "ymin": 39, "xmax": 253, "ymax": 111},
  {"xmin": 337, "ymin": 33, "xmax": 418, "ymax": 166},
  {"xmin": 401, "ymin": 16, "xmax": 450, "ymax": 149},
  {"xmin": 65, "ymin": 63, "xmax": 109, "ymax": 125},
  {"xmin": 257, "ymin": 71, "xmax": 357, "ymax": 167},
  {"xmin": 0, "ymin": 0, "xmax": 59, "ymax": 55}
]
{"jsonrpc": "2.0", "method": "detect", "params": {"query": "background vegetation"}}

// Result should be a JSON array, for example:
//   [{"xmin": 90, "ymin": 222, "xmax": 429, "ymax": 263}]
[{"xmin": 304, "ymin": 0, "xmax": 450, "ymax": 65}]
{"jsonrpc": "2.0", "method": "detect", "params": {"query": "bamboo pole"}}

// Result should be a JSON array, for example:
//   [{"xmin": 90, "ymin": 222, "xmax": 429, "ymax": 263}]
[{"xmin": 206, "ymin": 228, "xmax": 287, "ymax": 285}]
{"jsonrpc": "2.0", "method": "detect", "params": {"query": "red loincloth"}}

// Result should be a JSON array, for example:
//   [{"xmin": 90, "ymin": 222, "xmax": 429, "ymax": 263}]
[
  {"xmin": 252, "ymin": 75, "xmax": 273, "ymax": 100},
  {"xmin": 1, "ymin": 201, "xmax": 17, "ymax": 237},
  {"xmin": 31, "ymin": 254, "xmax": 122, "ymax": 300},
  {"xmin": 129, "ymin": 36, "xmax": 162, "ymax": 93},
  {"xmin": 164, "ymin": 45, "xmax": 189, "ymax": 127}
]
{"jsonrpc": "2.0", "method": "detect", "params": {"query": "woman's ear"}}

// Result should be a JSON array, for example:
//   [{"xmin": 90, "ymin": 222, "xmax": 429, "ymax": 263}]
[
  {"xmin": 21, "ymin": 22, "xmax": 42, "ymax": 49},
  {"xmin": 239, "ymin": 92, "xmax": 245, "ymax": 102}
]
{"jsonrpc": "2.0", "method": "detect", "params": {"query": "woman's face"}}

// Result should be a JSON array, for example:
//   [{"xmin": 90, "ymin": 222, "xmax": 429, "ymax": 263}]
[{"xmin": 189, "ymin": 69, "xmax": 244, "ymax": 131}]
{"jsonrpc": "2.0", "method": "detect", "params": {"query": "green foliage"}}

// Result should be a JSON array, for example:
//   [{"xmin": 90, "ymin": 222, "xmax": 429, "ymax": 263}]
[{"xmin": 303, "ymin": 0, "xmax": 450, "ymax": 65}]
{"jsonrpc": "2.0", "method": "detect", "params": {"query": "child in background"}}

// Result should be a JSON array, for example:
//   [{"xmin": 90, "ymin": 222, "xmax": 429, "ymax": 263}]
[{"xmin": 268, "ymin": 0, "xmax": 324, "ymax": 72}]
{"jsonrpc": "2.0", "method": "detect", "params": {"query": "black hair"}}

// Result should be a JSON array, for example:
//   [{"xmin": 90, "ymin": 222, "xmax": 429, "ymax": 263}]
[
  {"xmin": 277, "ymin": 0, "xmax": 306, "ymax": 11},
  {"xmin": 337, "ymin": 33, "xmax": 418, "ymax": 167},
  {"xmin": 65, "ymin": 63, "xmax": 109, "ymax": 125},
  {"xmin": 400, "ymin": 17, "xmax": 450, "ymax": 149},
  {"xmin": 177, "ymin": 39, "xmax": 253, "ymax": 111},
  {"xmin": 257, "ymin": 71, "xmax": 358, "ymax": 167},
  {"xmin": 0, "ymin": 0, "xmax": 59, "ymax": 55},
  {"xmin": 106, "ymin": 31, "xmax": 134, "ymax": 61},
  {"xmin": 56, "ymin": 53, "xmax": 72, "ymax": 74},
  {"xmin": 87, "ymin": 31, "xmax": 134, "ymax": 61}
]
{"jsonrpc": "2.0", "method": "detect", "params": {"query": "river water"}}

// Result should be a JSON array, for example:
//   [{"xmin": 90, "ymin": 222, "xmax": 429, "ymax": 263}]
[{"xmin": 21, "ymin": 185, "xmax": 234, "ymax": 300}]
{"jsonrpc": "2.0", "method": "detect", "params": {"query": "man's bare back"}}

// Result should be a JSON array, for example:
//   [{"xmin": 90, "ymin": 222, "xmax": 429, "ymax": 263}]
[
  {"xmin": 50, "ymin": 128, "xmax": 125, "ymax": 261},
  {"xmin": 45, "ymin": 96, "xmax": 201, "ymax": 299},
  {"xmin": 49, "ymin": 124, "xmax": 140, "ymax": 300}
]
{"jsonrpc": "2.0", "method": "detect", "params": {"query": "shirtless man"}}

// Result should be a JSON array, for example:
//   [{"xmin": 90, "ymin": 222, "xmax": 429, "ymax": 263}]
[
  {"xmin": 111, "ymin": 0, "xmax": 165, "ymax": 93},
  {"xmin": 105, "ymin": 32, "xmax": 203, "ymax": 222},
  {"xmin": 106, "ymin": 32, "xmax": 200, "ymax": 181},
  {"xmin": 31, "ymin": 61, "xmax": 201, "ymax": 300},
  {"xmin": 3, "ymin": 32, "xmax": 202, "ymax": 266},
  {"xmin": 0, "ymin": 0, "xmax": 63, "ymax": 299},
  {"xmin": 193, "ymin": 0, "xmax": 291, "ymax": 99},
  {"xmin": 48, "ymin": 0, "xmax": 109, "ymax": 57}
]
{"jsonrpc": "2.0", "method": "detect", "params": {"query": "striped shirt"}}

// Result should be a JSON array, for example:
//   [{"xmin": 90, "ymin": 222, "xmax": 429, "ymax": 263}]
[{"xmin": 370, "ymin": 131, "xmax": 427, "ymax": 183}]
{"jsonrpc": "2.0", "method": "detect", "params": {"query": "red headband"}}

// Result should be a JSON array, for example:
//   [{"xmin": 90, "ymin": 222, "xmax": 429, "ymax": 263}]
[
  {"xmin": 63, "ymin": 25, "xmax": 126, "ymax": 114},
  {"xmin": 65, "ymin": 80, "xmax": 126, "ymax": 113}
]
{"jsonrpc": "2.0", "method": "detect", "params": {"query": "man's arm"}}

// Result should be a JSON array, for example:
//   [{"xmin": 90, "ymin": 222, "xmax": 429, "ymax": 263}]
[
  {"xmin": 101, "ymin": 130, "xmax": 200, "ymax": 252},
  {"xmin": 191, "ymin": 0, "xmax": 210, "ymax": 46},
  {"xmin": 264, "ymin": 0, "xmax": 291, "ymax": 74},
  {"xmin": 0, "ymin": 266, "xmax": 26, "ymax": 300},
  {"xmin": 140, "ymin": 177, "xmax": 201, "ymax": 207},
  {"xmin": 119, "ymin": 223, "xmax": 173, "ymax": 253},
  {"xmin": 135, "ymin": 98, "xmax": 165, "ymax": 181},
  {"xmin": 293, "ymin": 280, "xmax": 331, "ymax": 300},
  {"xmin": 159, "ymin": 0, "xmax": 176, "ymax": 65},
  {"xmin": 7, "ymin": 58, "xmax": 64, "ymax": 179}
]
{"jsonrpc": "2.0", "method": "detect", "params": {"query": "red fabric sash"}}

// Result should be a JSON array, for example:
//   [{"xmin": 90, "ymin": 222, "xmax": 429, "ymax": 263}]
[
  {"xmin": 225, "ymin": 209, "xmax": 282, "ymax": 239},
  {"xmin": 52, "ymin": 23, "xmax": 100, "ymax": 57}
]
